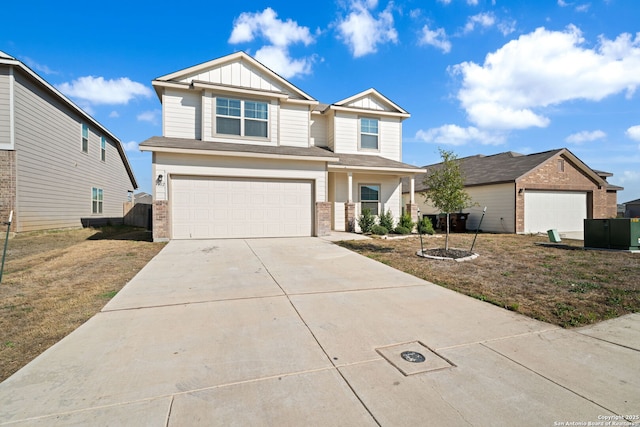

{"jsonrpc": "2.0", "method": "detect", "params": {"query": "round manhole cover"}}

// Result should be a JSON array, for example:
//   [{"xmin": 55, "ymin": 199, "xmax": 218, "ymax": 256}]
[{"xmin": 401, "ymin": 351, "xmax": 426, "ymax": 363}]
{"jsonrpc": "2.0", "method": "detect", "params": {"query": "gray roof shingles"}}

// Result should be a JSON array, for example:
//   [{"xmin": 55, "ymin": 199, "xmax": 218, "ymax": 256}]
[{"xmin": 140, "ymin": 136, "xmax": 423, "ymax": 172}]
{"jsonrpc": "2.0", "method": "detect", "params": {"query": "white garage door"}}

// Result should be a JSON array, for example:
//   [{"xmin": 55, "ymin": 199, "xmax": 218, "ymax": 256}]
[
  {"xmin": 171, "ymin": 176, "xmax": 313, "ymax": 239},
  {"xmin": 524, "ymin": 191, "xmax": 587, "ymax": 234}
]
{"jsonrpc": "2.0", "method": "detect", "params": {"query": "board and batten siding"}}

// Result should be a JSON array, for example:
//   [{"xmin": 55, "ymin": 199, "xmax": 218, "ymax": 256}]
[
  {"xmin": 13, "ymin": 70, "xmax": 134, "ymax": 232},
  {"xmin": 279, "ymin": 103, "xmax": 309, "ymax": 147},
  {"xmin": 154, "ymin": 152, "xmax": 327, "ymax": 203},
  {"xmin": 163, "ymin": 88, "xmax": 201, "ymax": 140},
  {"xmin": 178, "ymin": 59, "xmax": 292, "ymax": 97},
  {"xmin": 406, "ymin": 182, "xmax": 516, "ymax": 233},
  {"xmin": 0, "ymin": 67, "xmax": 12, "ymax": 149}
]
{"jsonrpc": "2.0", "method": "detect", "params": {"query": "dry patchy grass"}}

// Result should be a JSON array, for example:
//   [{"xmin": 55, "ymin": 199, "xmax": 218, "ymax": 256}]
[
  {"xmin": 0, "ymin": 227, "xmax": 166, "ymax": 382},
  {"xmin": 338, "ymin": 233, "xmax": 639, "ymax": 328}
]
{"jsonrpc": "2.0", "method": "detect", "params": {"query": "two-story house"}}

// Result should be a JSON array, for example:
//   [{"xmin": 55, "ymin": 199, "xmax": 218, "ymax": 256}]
[
  {"xmin": 140, "ymin": 52, "xmax": 424, "ymax": 240},
  {"xmin": 0, "ymin": 51, "xmax": 137, "ymax": 232}
]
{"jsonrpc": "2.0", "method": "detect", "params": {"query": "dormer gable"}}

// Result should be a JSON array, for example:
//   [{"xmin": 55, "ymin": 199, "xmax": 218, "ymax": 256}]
[
  {"xmin": 329, "ymin": 88, "xmax": 410, "ymax": 119},
  {"xmin": 152, "ymin": 51, "xmax": 317, "ymax": 105}
]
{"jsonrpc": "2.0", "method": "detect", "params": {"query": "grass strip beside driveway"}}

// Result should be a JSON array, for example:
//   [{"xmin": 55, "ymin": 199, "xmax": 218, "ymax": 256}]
[
  {"xmin": 337, "ymin": 233, "xmax": 639, "ymax": 328},
  {"xmin": 0, "ymin": 227, "xmax": 166, "ymax": 382}
]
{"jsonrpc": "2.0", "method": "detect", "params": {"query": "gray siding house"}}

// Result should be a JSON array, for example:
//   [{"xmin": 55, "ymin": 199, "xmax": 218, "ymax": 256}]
[{"xmin": 0, "ymin": 51, "xmax": 137, "ymax": 232}]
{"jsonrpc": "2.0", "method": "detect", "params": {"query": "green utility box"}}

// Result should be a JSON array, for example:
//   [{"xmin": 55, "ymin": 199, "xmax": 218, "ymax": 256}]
[
  {"xmin": 584, "ymin": 218, "xmax": 640, "ymax": 250},
  {"xmin": 547, "ymin": 229, "xmax": 561, "ymax": 243}
]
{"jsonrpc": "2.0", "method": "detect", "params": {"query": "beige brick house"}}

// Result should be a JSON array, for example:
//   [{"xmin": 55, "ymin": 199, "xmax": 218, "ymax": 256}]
[{"xmin": 402, "ymin": 149, "xmax": 622, "ymax": 235}]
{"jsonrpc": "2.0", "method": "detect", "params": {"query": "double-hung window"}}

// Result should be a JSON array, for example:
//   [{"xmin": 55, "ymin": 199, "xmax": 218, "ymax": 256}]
[
  {"xmin": 360, "ymin": 118, "xmax": 378, "ymax": 150},
  {"xmin": 100, "ymin": 136, "xmax": 106, "ymax": 161},
  {"xmin": 360, "ymin": 184, "xmax": 380, "ymax": 216},
  {"xmin": 92, "ymin": 187, "xmax": 103, "ymax": 214},
  {"xmin": 81, "ymin": 124, "xmax": 89, "ymax": 153},
  {"xmin": 216, "ymin": 97, "xmax": 268, "ymax": 138}
]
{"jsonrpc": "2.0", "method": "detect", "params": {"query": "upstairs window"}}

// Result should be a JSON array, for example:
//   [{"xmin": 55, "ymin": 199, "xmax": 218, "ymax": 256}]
[
  {"xmin": 81, "ymin": 124, "xmax": 89, "ymax": 153},
  {"xmin": 360, "ymin": 118, "xmax": 378, "ymax": 150},
  {"xmin": 92, "ymin": 187, "xmax": 103, "ymax": 214},
  {"xmin": 215, "ymin": 97, "xmax": 268, "ymax": 138},
  {"xmin": 100, "ymin": 136, "xmax": 106, "ymax": 162},
  {"xmin": 360, "ymin": 184, "xmax": 380, "ymax": 216}
]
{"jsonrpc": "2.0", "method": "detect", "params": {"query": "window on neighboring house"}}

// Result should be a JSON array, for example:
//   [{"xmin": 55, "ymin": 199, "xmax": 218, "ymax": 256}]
[
  {"xmin": 360, "ymin": 118, "xmax": 378, "ymax": 150},
  {"xmin": 81, "ymin": 124, "xmax": 89, "ymax": 153},
  {"xmin": 215, "ymin": 97, "xmax": 268, "ymax": 138},
  {"xmin": 92, "ymin": 187, "xmax": 103, "ymax": 214},
  {"xmin": 360, "ymin": 184, "xmax": 380, "ymax": 216},
  {"xmin": 100, "ymin": 136, "xmax": 106, "ymax": 161}
]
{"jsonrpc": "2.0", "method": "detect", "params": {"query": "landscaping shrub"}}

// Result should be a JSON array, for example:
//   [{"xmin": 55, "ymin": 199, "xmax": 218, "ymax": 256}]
[
  {"xmin": 371, "ymin": 225, "xmax": 388, "ymax": 235},
  {"xmin": 398, "ymin": 213, "xmax": 415, "ymax": 231},
  {"xmin": 394, "ymin": 225, "xmax": 411, "ymax": 235},
  {"xmin": 357, "ymin": 208, "xmax": 376, "ymax": 234},
  {"xmin": 417, "ymin": 217, "xmax": 435, "ymax": 235},
  {"xmin": 378, "ymin": 209, "xmax": 394, "ymax": 231}
]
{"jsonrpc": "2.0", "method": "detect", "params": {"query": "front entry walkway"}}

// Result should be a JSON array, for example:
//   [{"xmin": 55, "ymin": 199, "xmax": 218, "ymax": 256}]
[{"xmin": 0, "ymin": 238, "xmax": 638, "ymax": 425}]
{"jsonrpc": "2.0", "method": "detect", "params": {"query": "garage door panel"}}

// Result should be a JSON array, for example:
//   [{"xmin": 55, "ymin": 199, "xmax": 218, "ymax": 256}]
[
  {"xmin": 524, "ymin": 191, "xmax": 586, "ymax": 234},
  {"xmin": 171, "ymin": 176, "xmax": 313, "ymax": 239}
]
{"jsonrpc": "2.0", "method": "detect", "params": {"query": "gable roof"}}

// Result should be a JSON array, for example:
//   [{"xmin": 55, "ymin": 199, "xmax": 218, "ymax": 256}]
[
  {"xmin": 0, "ymin": 52, "xmax": 137, "ymax": 189},
  {"xmin": 328, "ymin": 88, "xmax": 410, "ymax": 119},
  {"xmin": 152, "ymin": 51, "xmax": 316, "ymax": 103},
  {"xmin": 403, "ymin": 148, "xmax": 608, "ymax": 193}
]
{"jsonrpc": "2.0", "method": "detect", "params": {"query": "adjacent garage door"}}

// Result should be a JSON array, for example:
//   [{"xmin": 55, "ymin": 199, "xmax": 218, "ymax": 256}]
[
  {"xmin": 171, "ymin": 176, "xmax": 313, "ymax": 239},
  {"xmin": 524, "ymin": 191, "xmax": 587, "ymax": 234}
]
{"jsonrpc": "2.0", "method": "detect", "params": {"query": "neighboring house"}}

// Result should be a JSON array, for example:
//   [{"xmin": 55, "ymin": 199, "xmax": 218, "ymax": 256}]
[
  {"xmin": 0, "ymin": 51, "xmax": 137, "ymax": 232},
  {"xmin": 625, "ymin": 199, "xmax": 640, "ymax": 218},
  {"xmin": 140, "ymin": 51, "xmax": 424, "ymax": 240},
  {"xmin": 134, "ymin": 192, "xmax": 153, "ymax": 205},
  {"xmin": 402, "ymin": 149, "xmax": 622, "ymax": 235}
]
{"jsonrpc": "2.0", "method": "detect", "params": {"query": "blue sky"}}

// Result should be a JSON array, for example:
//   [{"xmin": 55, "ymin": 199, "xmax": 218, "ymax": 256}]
[{"xmin": 2, "ymin": 0, "xmax": 640, "ymax": 202}]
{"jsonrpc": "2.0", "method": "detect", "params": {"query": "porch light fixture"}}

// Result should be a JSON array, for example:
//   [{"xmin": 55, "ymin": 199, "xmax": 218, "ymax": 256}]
[
  {"xmin": 156, "ymin": 174, "xmax": 163, "ymax": 185},
  {"xmin": 518, "ymin": 188, "xmax": 524, "ymax": 194}
]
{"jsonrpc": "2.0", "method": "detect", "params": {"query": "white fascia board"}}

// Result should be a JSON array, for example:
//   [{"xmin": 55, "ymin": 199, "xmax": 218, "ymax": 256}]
[
  {"xmin": 191, "ymin": 81, "xmax": 290, "ymax": 99},
  {"xmin": 329, "ymin": 105, "xmax": 410, "ymax": 119},
  {"xmin": 139, "ymin": 145, "xmax": 339, "ymax": 163},
  {"xmin": 282, "ymin": 98, "xmax": 319, "ymax": 107},
  {"xmin": 328, "ymin": 164, "xmax": 426, "ymax": 175}
]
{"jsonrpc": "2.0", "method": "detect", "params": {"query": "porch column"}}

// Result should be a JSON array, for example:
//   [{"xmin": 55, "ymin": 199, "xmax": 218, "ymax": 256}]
[
  {"xmin": 345, "ymin": 172, "xmax": 355, "ymax": 232},
  {"xmin": 410, "ymin": 176, "xmax": 415, "ymax": 204}
]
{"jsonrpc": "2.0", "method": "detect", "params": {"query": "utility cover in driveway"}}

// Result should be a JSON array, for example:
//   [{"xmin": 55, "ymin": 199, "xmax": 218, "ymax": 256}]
[
  {"xmin": 377, "ymin": 341, "xmax": 454, "ymax": 376},
  {"xmin": 171, "ymin": 176, "xmax": 313, "ymax": 239}
]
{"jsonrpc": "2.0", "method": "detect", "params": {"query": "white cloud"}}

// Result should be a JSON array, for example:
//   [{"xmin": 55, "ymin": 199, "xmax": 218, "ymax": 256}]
[
  {"xmin": 228, "ymin": 8, "xmax": 315, "ymax": 78},
  {"xmin": 229, "ymin": 8, "xmax": 313, "ymax": 47},
  {"xmin": 122, "ymin": 141, "xmax": 139, "ymax": 152},
  {"xmin": 336, "ymin": 1, "xmax": 398, "ymax": 58},
  {"xmin": 626, "ymin": 125, "xmax": 640, "ymax": 141},
  {"xmin": 109, "ymin": 111, "xmax": 119, "ymax": 118},
  {"xmin": 419, "ymin": 25, "xmax": 451, "ymax": 53},
  {"xmin": 415, "ymin": 124, "xmax": 505, "ymax": 146},
  {"xmin": 558, "ymin": 0, "xmax": 569, "ymax": 6},
  {"xmin": 565, "ymin": 130, "xmax": 606, "ymax": 144},
  {"xmin": 451, "ymin": 26, "xmax": 640, "ymax": 130},
  {"xmin": 467, "ymin": 0, "xmax": 479, "ymax": 4},
  {"xmin": 254, "ymin": 46, "xmax": 313, "ymax": 78},
  {"xmin": 575, "ymin": 3, "xmax": 590, "ymax": 12},
  {"xmin": 57, "ymin": 76, "xmax": 152, "ymax": 105},
  {"xmin": 23, "ymin": 57, "xmax": 57, "ymax": 75},
  {"xmin": 437, "ymin": 0, "xmax": 452, "ymax": 4},
  {"xmin": 463, "ymin": 12, "xmax": 495, "ymax": 33},
  {"xmin": 497, "ymin": 20, "xmax": 517, "ymax": 36},
  {"xmin": 137, "ymin": 109, "xmax": 160, "ymax": 125}
]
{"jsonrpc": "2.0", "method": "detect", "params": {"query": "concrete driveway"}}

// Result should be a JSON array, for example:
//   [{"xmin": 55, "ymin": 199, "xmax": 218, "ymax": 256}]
[{"xmin": 0, "ymin": 238, "xmax": 638, "ymax": 426}]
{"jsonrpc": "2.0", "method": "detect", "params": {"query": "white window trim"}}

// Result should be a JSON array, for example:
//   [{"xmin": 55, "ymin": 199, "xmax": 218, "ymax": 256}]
[
  {"xmin": 358, "ymin": 117, "xmax": 380, "ymax": 152},
  {"xmin": 81, "ymin": 123, "xmax": 89, "ymax": 153},
  {"xmin": 214, "ymin": 96, "xmax": 270, "ymax": 140},
  {"xmin": 92, "ymin": 187, "xmax": 103, "ymax": 214},
  {"xmin": 359, "ymin": 183, "xmax": 381, "ymax": 216},
  {"xmin": 100, "ymin": 136, "xmax": 106, "ymax": 162}
]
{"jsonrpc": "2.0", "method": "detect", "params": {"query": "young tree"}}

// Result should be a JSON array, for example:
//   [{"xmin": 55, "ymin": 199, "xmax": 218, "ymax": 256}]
[{"xmin": 423, "ymin": 148, "xmax": 473, "ymax": 250}]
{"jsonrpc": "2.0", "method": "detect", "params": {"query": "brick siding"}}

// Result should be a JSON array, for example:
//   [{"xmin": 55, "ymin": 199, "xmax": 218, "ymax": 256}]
[
  {"xmin": 153, "ymin": 200, "xmax": 169, "ymax": 241},
  {"xmin": 0, "ymin": 151, "xmax": 17, "ymax": 230},
  {"xmin": 344, "ymin": 202, "xmax": 356, "ymax": 232},
  {"xmin": 315, "ymin": 202, "xmax": 331, "ymax": 236}
]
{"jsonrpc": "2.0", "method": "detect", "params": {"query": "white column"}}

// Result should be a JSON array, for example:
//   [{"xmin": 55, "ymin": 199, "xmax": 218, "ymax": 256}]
[
  {"xmin": 410, "ymin": 176, "xmax": 415, "ymax": 204},
  {"xmin": 347, "ymin": 172, "xmax": 353, "ymax": 202}
]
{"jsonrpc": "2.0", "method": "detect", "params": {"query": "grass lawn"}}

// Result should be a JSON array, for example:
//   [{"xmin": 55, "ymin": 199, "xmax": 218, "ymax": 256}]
[
  {"xmin": 337, "ymin": 232, "xmax": 639, "ymax": 329},
  {"xmin": 0, "ymin": 227, "xmax": 166, "ymax": 382}
]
